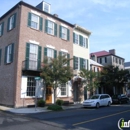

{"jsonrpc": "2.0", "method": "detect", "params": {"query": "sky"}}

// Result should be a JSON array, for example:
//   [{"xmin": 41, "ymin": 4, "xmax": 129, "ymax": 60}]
[{"xmin": 0, "ymin": 0, "xmax": 130, "ymax": 62}]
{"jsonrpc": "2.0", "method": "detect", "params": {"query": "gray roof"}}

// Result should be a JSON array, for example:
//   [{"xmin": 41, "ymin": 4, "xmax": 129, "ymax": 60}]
[{"xmin": 124, "ymin": 62, "xmax": 130, "ymax": 67}]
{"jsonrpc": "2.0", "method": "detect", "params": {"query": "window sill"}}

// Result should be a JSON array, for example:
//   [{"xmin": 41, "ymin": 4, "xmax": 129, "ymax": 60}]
[
  {"xmin": 46, "ymin": 32, "xmax": 56, "ymax": 37},
  {"xmin": 7, "ymin": 27, "xmax": 15, "ymax": 32},
  {"xmin": 28, "ymin": 26, "xmax": 41, "ymax": 32}
]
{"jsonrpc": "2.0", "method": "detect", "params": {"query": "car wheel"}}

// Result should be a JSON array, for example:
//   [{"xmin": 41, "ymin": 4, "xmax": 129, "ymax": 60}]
[
  {"xmin": 107, "ymin": 101, "xmax": 111, "ymax": 107},
  {"xmin": 96, "ymin": 103, "xmax": 100, "ymax": 108}
]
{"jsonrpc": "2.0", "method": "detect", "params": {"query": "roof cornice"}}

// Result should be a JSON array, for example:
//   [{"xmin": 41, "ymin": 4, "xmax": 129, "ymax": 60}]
[
  {"xmin": 74, "ymin": 24, "xmax": 91, "ymax": 36},
  {"xmin": 0, "ymin": 1, "xmax": 74, "ymax": 27}
]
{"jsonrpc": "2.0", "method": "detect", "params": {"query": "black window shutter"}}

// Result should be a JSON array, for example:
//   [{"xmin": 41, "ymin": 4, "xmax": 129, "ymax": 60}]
[
  {"xmin": 26, "ymin": 43, "xmax": 30, "ymax": 69},
  {"xmin": 37, "ymin": 46, "xmax": 42, "ymax": 70},
  {"xmin": 79, "ymin": 35, "xmax": 83, "ymax": 46},
  {"xmin": 39, "ymin": 17, "xmax": 43, "ymax": 31},
  {"xmin": 28, "ymin": 12, "xmax": 32, "ymax": 27},
  {"xmin": 80, "ymin": 58, "xmax": 83, "ymax": 70},
  {"xmin": 73, "ymin": 32, "xmax": 75, "ymax": 43},
  {"xmin": 54, "ymin": 50, "xmax": 57, "ymax": 58},
  {"xmin": 4, "ymin": 46, "xmax": 8, "ymax": 64},
  {"xmin": 10, "ymin": 43, "xmax": 14, "ymax": 62},
  {"xmin": 13, "ymin": 13, "xmax": 17, "ymax": 28},
  {"xmin": 59, "ymin": 25, "xmax": 62, "ymax": 38},
  {"xmin": 44, "ymin": 47, "xmax": 47, "ymax": 58},
  {"xmin": 7, "ymin": 17, "xmax": 10, "ymax": 31},
  {"xmin": 0, "ymin": 49, "xmax": 2, "ymax": 65},
  {"xmin": 100, "ymin": 58, "xmax": 102, "ymax": 63},
  {"xmin": 105, "ymin": 57, "xmax": 107, "ymax": 63},
  {"xmin": 45, "ymin": 19, "xmax": 48, "ymax": 33},
  {"xmin": 73, "ymin": 56, "xmax": 75, "ymax": 69},
  {"xmin": 67, "ymin": 29, "xmax": 70, "ymax": 41},
  {"xmin": 67, "ymin": 53, "xmax": 70, "ymax": 66},
  {"xmin": 1, "ymin": 22, "xmax": 4, "ymax": 35},
  {"xmin": 54, "ymin": 23, "xmax": 57, "ymax": 36}
]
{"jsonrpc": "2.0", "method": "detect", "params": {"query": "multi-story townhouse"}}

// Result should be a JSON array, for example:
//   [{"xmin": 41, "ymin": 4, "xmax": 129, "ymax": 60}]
[
  {"xmin": 90, "ymin": 49, "xmax": 124, "ymax": 70},
  {"xmin": 0, "ymin": 1, "xmax": 91, "ymax": 107},
  {"xmin": 72, "ymin": 25, "xmax": 91, "ymax": 101},
  {"xmin": 90, "ymin": 59, "xmax": 103, "ymax": 95}
]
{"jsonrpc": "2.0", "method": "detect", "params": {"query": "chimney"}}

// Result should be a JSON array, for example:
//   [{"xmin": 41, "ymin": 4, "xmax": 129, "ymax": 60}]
[
  {"xmin": 90, "ymin": 54, "xmax": 97, "ymax": 62},
  {"xmin": 109, "ymin": 49, "xmax": 116, "ymax": 55},
  {"xmin": 36, "ymin": 1, "xmax": 51, "ymax": 13},
  {"xmin": 53, "ymin": 14, "xmax": 58, "ymax": 17}
]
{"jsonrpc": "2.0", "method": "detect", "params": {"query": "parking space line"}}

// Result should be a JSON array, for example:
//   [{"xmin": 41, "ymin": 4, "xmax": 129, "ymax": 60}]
[{"xmin": 72, "ymin": 109, "xmax": 130, "ymax": 126}]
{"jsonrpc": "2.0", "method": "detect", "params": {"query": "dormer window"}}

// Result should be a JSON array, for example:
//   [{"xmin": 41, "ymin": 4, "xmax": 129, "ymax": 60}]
[{"xmin": 44, "ymin": 3, "xmax": 49, "ymax": 13}]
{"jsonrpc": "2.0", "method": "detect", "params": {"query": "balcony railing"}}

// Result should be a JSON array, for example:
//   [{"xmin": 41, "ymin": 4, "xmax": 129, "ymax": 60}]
[{"xmin": 22, "ymin": 60, "xmax": 41, "ymax": 71}]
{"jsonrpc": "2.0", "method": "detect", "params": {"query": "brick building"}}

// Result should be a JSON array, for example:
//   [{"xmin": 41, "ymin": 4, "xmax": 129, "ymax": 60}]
[{"xmin": 0, "ymin": 1, "xmax": 91, "ymax": 107}]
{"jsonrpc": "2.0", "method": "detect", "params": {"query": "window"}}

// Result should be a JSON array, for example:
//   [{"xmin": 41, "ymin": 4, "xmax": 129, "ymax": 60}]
[
  {"xmin": 79, "ymin": 35, "xmax": 88, "ymax": 48},
  {"xmin": 80, "ymin": 58, "xmax": 86, "ymax": 70},
  {"xmin": 59, "ymin": 25, "xmax": 69, "ymax": 41},
  {"xmin": 60, "ymin": 84, "xmax": 67, "ymax": 96},
  {"xmin": 61, "ymin": 26, "xmax": 67, "ymax": 39},
  {"xmin": 0, "ymin": 49, "xmax": 2, "ymax": 65},
  {"xmin": 44, "ymin": 3, "xmax": 50, "ymax": 13},
  {"xmin": 119, "ymin": 59, "xmax": 121, "ymax": 64},
  {"xmin": 26, "ymin": 43, "xmax": 41, "ymax": 70},
  {"xmin": 27, "ymin": 77, "xmax": 36, "ymax": 96},
  {"xmin": 5, "ymin": 43, "xmax": 14, "ymax": 64},
  {"xmin": 73, "ymin": 33, "xmax": 79, "ymax": 44},
  {"xmin": 83, "ymin": 37, "xmax": 86, "ymax": 48},
  {"xmin": 59, "ymin": 51, "xmax": 70, "ymax": 66},
  {"xmin": 45, "ymin": 20, "xmax": 57, "ymax": 36},
  {"xmin": 116, "ymin": 58, "xmax": 118, "ymax": 63},
  {"xmin": 7, "ymin": 14, "xmax": 16, "ymax": 31},
  {"xmin": 29, "ymin": 44, "xmax": 38, "ymax": 70},
  {"xmin": 44, "ymin": 47, "xmax": 57, "ymax": 63},
  {"xmin": 113, "ymin": 57, "xmax": 115, "ymax": 62},
  {"xmin": 102, "ymin": 57, "xmax": 107, "ymax": 63},
  {"xmin": 28, "ymin": 13, "xmax": 43, "ymax": 31},
  {"xmin": 73, "ymin": 56, "xmax": 79, "ymax": 70},
  {"xmin": 100, "ymin": 58, "xmax": 102, "ymax": 63},
  {"xmin": 0, "ymin": 22, "xmax": 4, "ymax": 36}
]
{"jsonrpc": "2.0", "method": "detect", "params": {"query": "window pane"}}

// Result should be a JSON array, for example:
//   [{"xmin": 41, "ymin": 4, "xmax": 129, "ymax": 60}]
[
  {"xmin": 61, "ymin": 27, "xmax": 67, "ymax": 40},
  {"xmin": 29, "ymin": 44, "xmax": 38, "ymax": 70},
  {"xmin": 48, "ymin": 21, "xmax": 54, "ymax": 35},
  {"xmin": 75, "ymin": 57, "xmax": 78, "ymax": 69},
  {"xmin": 61, "ymin": 84, "xmax": 66, "ymax": 96},
  {"xmin": 75, "ymin": 34, "xmax": 78, "ymax": 44},
  {"xmin": 9, "ymin": 15, "xmax": 14, "ymax": 30},
  {"xmin": 31, "ymin": 14, "xmax": 39, "ymax": 29},
  {"xmin": 44, "ymin": 3, "xmax": 49, "ymax": 12},
  {"xmin": 27, "ymin": 77, "xmax": 36, "ymax": 97}
]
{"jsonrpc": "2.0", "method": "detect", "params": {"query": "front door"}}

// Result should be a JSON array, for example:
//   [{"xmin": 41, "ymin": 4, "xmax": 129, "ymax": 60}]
[{"xmin": 46, "ymin": 86, "xmax": 52, "ymax": 104}]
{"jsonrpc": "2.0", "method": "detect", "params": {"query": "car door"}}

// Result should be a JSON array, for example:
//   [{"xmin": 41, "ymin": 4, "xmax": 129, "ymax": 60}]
[{"xmin": 100, "ymin": 95, "xmax": 105, "ymax": 106}]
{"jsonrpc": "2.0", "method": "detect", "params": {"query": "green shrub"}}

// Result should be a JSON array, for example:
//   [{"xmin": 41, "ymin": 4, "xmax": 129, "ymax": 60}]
[
  {"xmin": 47, "ymin": 104, "xmax": 63, "ymax": 111},
  {"xmin": 56, "ymin": 99, "xmax": 64, "ymax": 106},
  {"xmin": 37, "ymin": 99, "xmax": 46, "ymax": 107}
]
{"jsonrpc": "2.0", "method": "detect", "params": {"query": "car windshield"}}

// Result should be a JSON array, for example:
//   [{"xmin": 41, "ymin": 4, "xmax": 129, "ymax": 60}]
[{"xmin": 90, "ymin": 95, "xmax": 99, "ymax": 99}]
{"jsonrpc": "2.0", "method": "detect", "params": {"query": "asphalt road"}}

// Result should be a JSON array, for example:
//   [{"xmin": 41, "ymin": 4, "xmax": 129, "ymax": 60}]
[
  {"xmin": 26, "ymin": 103, "xmax": 130, "ymax": 130},
  {"xmin": 0, "ymin": 103, "xmax": 130, "ymax": 130}
]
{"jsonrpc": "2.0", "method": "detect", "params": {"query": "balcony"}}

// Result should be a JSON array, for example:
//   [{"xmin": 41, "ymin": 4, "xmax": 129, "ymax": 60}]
[{"xmin": 22, "ymin": 60, "xmax": 41, "ymax": 72}]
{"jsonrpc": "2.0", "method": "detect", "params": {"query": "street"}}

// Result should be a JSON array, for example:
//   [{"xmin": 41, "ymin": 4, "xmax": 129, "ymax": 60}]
[{"xmin": 0, "ymin": 104, "xmax": 130, "ymax": 130}]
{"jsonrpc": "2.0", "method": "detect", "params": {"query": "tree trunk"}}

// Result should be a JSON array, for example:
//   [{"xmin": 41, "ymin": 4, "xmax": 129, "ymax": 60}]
[{"xmin": 53, "ymin": 88, "xmax": 56, "ymax": 104}]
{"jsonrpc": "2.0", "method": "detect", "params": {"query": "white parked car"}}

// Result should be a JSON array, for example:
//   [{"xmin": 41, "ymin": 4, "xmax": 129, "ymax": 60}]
[{"xmin": 83, "ymin": 94, "xmax": 112, "ymax": 108}]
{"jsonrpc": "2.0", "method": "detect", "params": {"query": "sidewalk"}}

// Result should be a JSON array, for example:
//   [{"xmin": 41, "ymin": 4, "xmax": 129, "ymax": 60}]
[{"xmin": 0, "ymin": 104, "xmax": 83, "ymax": 114}]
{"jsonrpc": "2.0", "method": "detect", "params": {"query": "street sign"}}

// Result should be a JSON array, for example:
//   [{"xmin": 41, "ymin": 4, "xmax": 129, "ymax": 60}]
[{"xmin": 35, "ymin": 77, "xmax": 41, "ymax": 80}]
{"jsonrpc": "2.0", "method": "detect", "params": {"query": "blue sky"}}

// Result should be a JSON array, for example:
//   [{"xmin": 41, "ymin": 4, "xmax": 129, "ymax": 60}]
[{"xmin": 0, "ymin": 0, "xmax": 130, "ymax": 62}]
